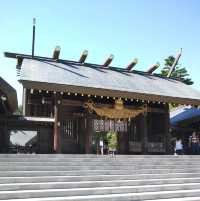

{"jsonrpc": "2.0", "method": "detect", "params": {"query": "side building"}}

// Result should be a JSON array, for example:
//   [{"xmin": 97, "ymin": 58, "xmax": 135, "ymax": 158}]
[{"xmin": 0, "ymin": 77, "xmax": 18, "ymax": 152}]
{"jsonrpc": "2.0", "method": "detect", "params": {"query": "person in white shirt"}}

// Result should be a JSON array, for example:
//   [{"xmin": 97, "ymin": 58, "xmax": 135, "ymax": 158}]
[
  {"xmin": 175, "ymin": 137, "xmax": 183, "ymax": 155},
  {"xmin": 99, "ymin": 139, "xmax": 104, "ymax": 155}
]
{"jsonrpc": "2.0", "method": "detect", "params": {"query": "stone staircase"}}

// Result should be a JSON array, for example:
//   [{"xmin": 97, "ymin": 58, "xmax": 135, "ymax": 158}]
[{"xmin": 0, "ymin": 154, "xmax": 200, "ymax": 200}]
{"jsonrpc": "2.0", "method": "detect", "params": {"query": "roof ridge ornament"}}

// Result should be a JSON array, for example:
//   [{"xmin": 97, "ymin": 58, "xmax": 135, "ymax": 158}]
[
  {"xmin": 103, "ymin": 54, "xmax": 114, "ymax": 67},
  {"xmin": 53, "ymin": 46, "xmax": 61, "ymax": 60},
  {"xmin": 167, "ymin": 48, "xmax": 182, "ymax": 78},
  {"xmin": 126, "ymin": 58, "xmax": 138, "ymax": 71},
  {"xmin": 79, "ymin": 50, "xmax": 88, "ymax": 63},
  {"xmin": 146, "ymin": 62, "xmax": 160, "ymax": 74}
]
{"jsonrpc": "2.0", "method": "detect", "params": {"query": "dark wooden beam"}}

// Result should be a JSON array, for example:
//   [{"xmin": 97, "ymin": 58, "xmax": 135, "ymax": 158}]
[
  {"xmin": 140, "ymin": 111, "xmax": 148, "ymax": 154},
  {"xmin": 27, "ymin": 97, "xmax": 53, "ymax": 105},
  {"xmin": 4, "ymin": 52, "xmax": 25, "ymax": 59},
  {"xmin": 146, "ymin": 63, "xmax": 160, "ymax": 74},
  {"xmin": 167, "ymin": 49, "xmax": 182, "ymax": 78},
  {"xmin": 52, "ymin": 46, "xmax": 61, "ymax": 60},
  {"xmin": 79, "ymin": 50, "xmax": 88, "ymax": 63},
  {"xmin": 147, "ymin": 107, "xmax": 165, "ymax": 113},
  {"xmin": 16, "ymin": 56, "xmax": 23, "ymax": 69},
  {"xmin": 62, "ymin": 99, "xmax": 83, "ymax": 107},
  {"xmin": 4, "ymin": 52, "xmax": 55, "ymax": 61},
  {"xmin": 103, "ymin": 54, "xmax": 114, "ymax": 67},
  {"xmin": 85, "ymin": 116, "xmax": 93, "ymax": 153},
  {"xmin": 126, "ymin": 58, "xmax": 138, "ymax": 71},
  {"xmin": 164, "ymin": 104, "xmax": 170, "ymax": 154},
  {"xmin": 53, "ymin": 94, "xmax": 62, "ymax": 153}
]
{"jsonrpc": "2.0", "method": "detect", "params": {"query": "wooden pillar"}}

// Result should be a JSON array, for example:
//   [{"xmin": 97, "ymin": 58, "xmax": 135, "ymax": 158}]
[
  {"xmin": 53, "ymin": 94, "xmax": 62, "ymax": 153},
  {"xmin": 118, "ymin": 131, "xmax": 129, "ymax": 154},
  {"xmin": 22, "ymin": 88, "xmax": 27, "ymax": 116},
  {"xmin": 164, "ymin": 104, "xmax": 170, "ymax": 154},
  {"xmin": 85, "ymin": 116, "xmax": 93, "ymax": 154},
  {"xmin": 141, "ymin": 112, "xmax": 148, "ymax": 154},
  {"xmin": 0, "ymin": 125, "xmax": 5, "ymax": 153},
  {"xmin": 78, "ymin": 118, "xmax": 86, "ymax": 153},
  {"xmin": 22, "ymin": 88, "xmax": 31, "ymax": 116},
  {"xmin": 0, "ymin": 119, "xmax": 9, "ymax": 153}
]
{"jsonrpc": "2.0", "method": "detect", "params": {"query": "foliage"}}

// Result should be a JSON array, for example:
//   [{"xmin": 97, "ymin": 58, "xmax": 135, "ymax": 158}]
[
  {"xmin": 107, "ymin": 131, "xmax": 118, "ymax": 150},
  {"xmin": 160, "ymin": 56, "xmax": 193, "ymax": 85},
  {"xmin": 159, "ymin": 56, "xmax": 194, "ymax": 108}
]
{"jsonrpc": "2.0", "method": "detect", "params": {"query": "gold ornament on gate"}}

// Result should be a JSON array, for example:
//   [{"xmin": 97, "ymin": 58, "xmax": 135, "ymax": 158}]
[
  {"xmin": 114, "ymin": 99, "xmax": 124, "ymax": 110},
  {"xmin": 84, "ymin": 98, "xmax": 145, "ymax": 119}
]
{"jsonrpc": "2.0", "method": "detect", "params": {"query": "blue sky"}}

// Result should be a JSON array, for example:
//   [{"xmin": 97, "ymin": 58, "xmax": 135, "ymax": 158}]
[{"xmin": 0, "ymin": 0, "xmax": 200, "ymax": 104}]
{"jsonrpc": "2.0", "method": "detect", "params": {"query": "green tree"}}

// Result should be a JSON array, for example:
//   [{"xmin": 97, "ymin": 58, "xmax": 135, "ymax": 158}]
[
  {"xmin": 107, "ymin": 131, "xmax": 117, "ymax": 151},
  {"xmin": 160, "ymin": 56, "xmax": 193, "ymax": 85}
]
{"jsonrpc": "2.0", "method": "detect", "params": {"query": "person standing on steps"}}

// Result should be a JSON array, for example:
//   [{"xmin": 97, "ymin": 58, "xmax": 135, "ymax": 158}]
[
  {"xmin": 189, "ymin": 131, "xmax": 200, "ymax": 155},
  {"xmin": 99, "ymin": 138, "xmax": 104, "ymax": 155},
  {"xmin": 175, "ymin": 137, "xmax": 184, "ymax": 155}
]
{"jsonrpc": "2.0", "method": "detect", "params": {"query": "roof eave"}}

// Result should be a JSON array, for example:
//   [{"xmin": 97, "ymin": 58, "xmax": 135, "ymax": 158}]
[{"xmin": 20, "ymin": 80, "xmax": 200, "ymax": 106}]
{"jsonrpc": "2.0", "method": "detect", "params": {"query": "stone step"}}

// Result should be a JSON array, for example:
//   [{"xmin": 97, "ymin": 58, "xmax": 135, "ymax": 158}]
[
  {"xmin": 2, "ymin": 154, "xmax": 198, "ymax": 158},
  {"xmin": 1, "ymin": 165, "xmax": 200, "ymax": 171},
  {"xmin": 1, "ymin": 168, "xmax": 200, "ymax": 177},
  {"xmin": 145, "ymin": 197, "xmax": 200, "ymax": 201},
  {"xmin": 1, "ymin": 159, "xmax": 195, "ymax": 163},
  {"xmin": 0, "ymin": 160, "xmax": 199, "ymax": 165},
  {"xmin": 0, "ymin": 172, "xmax": 199, "ymax": 184},
  {"xmin": 1, "ymin": 190, "xmax": 200, "ymax": 201},
  {"xmin": 0, "ymin": 159, "xmax": 189, "ymax": 163},
  {"xmin": 0, "ymin": 155, "xmax": 197, "ymax": 158},
  {"xmin": 0, "ymin": 154, "xmax": 199, "ymax": 161},
  {"xmin": 1, "ymin": 155, "xmax": 200, "ymax": 200},
  {"xmin": 2, "ymin": 161, "xmax": 200, "ymax": 166},
  {"xmin": 0, "ymin": 155, "xmax": 199, "ymax": 161},
  {"xmin": 0, "ymin": 183, "xmax": 200, "ymax": 200},
  {"xmin": 1, "ymin": 177, "xmax": 200, "ymax": 191}
]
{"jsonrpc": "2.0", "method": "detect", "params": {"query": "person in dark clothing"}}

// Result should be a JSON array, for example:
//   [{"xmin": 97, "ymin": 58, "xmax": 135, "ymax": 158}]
[{"xmin": 189, "ymin": 131, "xmax": 200, "ymax": 155}]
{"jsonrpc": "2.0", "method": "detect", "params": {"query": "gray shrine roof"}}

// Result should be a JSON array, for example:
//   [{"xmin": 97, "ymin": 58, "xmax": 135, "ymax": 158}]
[{"xmin": 17, "ymin": 58, "xmax": 200, "ymax": 105}]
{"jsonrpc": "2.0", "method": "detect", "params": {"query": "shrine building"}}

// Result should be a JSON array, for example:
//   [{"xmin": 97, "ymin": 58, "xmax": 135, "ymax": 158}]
[{"xmin": 2, "ymin": 49, "xmax": 200, "ymax": 154}]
